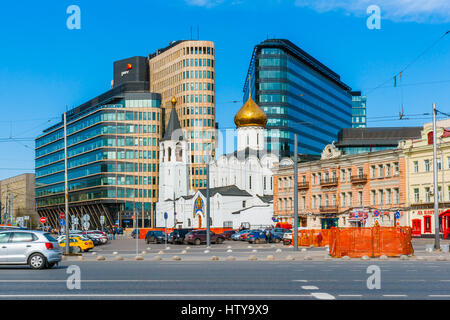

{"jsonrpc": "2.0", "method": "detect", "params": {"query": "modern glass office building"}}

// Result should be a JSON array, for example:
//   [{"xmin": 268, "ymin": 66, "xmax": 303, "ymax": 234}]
[
  {"xmin": 35, "ymin": 82, "xmax": 162, "ymax": 229},
  {"xmin": 351, "ymin": 91, "xmax": 367, "ymax": 128},
  {"xmin": 243, "ymin": 39, "xmax": 352, "ymax": 157}
]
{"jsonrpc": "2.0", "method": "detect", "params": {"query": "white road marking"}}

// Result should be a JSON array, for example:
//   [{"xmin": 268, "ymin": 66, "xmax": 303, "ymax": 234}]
[
  {"xmin": 311, "ymin": 292, "xmax": 335, "ymax": 300},
  {"xmin": 292, "ymin": 280, "xmax": 308, "ymax": 282},
  {"xmin": 0, "ymin": 280, "xmax": 191, "ymax": 283},
  {"xmin": 302, "ymin": 286, "xmax": 319, "ymax": 290},
  {"xmin": 0, "ymin": 293, "xmax": 313, "ymax": 298},
  {"xmin": 429, "ymin": 295, "xmax": 450, "ymax": 297},
  {"xmin": 338, "ymin": 294, "xmax": 362, "ymax": 297},
  {"xmin": 382, "ymin": 295, "xmax": 408, "ymax": 297}
]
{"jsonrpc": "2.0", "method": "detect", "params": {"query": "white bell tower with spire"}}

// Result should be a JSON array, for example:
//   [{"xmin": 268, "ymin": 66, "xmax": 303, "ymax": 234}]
[{"xmin": 159, "ymin": 97, "xmax": 189, "ymax": 202}]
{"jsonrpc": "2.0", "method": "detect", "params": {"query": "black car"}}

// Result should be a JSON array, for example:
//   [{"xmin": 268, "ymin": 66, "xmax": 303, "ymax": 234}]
[
  {"xmin": 172, "ymin": 228, "xmax": 195, "ymax": 244},
  {"xmin": 145, "ymin": 230, "xmax": 167, "ymax": 244}
]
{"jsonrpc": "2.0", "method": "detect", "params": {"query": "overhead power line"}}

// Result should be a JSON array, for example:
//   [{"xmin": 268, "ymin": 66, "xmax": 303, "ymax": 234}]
[{"xmin": 367, "ymin": 30, "xmax": 450, "ymax": 95}]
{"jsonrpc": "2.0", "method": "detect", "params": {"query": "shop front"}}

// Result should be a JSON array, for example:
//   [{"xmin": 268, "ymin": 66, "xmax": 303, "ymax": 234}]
[
  {"xmin": 408, "ymin": 208, "xmax": 450, "ymax": 238},
  {"xmin": 439, "ymin": 210, "xmax": 450, "ymax": 239}
]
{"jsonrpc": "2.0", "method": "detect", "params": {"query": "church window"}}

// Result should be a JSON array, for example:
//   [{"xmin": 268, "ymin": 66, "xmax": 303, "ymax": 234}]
[{"xmin": 168, "ymin": 147, "xmax": 172, "ymax": 162}]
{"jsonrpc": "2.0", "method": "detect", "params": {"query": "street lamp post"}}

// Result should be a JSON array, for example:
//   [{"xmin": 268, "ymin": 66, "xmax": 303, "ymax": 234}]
[
  {"xmin": 293, "ymin": 134, "xmax": 298, "ymax": 251},
  {"xmin": 432, "ymin": 103, "xmax": 440, "ymax": 250}
]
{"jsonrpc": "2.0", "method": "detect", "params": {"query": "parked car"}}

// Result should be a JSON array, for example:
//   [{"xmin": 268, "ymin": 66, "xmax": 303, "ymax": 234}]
[
  {"xmin": 131, "ymin": 229, "xmax": 139, "ymax": 239},
  {"xmin": 59, "ymin": 236, "xmax": 94, "ymax": 253},
  {"xmin": 247, "ymin": 230, "xmax": 282, "ymax": 244},
  {"xmin": 172, "ymin": 228, "xmax": 195, "ymax": 244},
  {"xmin": 282, "ymin": 228, "xmax": 309, "ymax": 245},
  {"xmin": 0, "ymin": 230, "xmax": 62, "ymax": 269},
  {"xmin": 231, "ymin": 229, "xmax": 249, "ymax": 241},
  {"xmin": 220, "ymin": 230, "xmax": 236, "ymax": 240},
  {"xmin": 145, "ymin": 230, "xmax": 167, "ymax": 244},
  {"xmin": 271, "ymin": 228, "xmax": 291, "ymax": 239},
  {"xmin": 239, "ymin": 229, "xmax": 258, "ymax": 241},
  {"xmin": 184, "ymin": 230, "xmax": 225, "ymax": 245},
  {"xmin": 167, "ymin": 232, "xmax": 174, "ymax": 244}
]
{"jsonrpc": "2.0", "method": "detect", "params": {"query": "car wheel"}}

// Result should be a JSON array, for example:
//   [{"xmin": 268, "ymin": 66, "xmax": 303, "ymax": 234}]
[
  {"xmin": 146, "ymin": 239, "xmax": 150, "ymax": 244},
  {"xmin": 194, "ymin": 238, "xmax": 201, "ymax": 245},
  {"xmin": 72, "ymin": 246, "xmax": 81, "ymax": 254},
  {"xmin": 28, "ymin": 253, "xmax": 46, "ymax": 270}
]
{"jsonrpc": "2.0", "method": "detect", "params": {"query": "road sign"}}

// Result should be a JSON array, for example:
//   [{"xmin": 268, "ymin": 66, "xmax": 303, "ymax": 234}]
[
  {"xmin": 72, "ymin": 217, "xmax": 79, "ymax": 224},
  {"xmin": 164, "ymin": 212, "xmax": 168, "ymax": 220},
  {"xmin": 82, "ymin": 214, "xmax": 90, "ymax": 223},
  {"xmin": 60, "ymin": 219, "xmax": 65, "ymax": 226},
  {"xmin": 24, "ymin": 216, "xmax": 29, "ymax": 221},
  {"xmin": 395, "ymin": 211, "xmax": 401, "ymax": 219},
  {"xmin": 82, "ymin": 221, "xmax": 90, "ymax": 230},
  {"xmin": 16, "ymin": 217, "xmax": 24, "ymax": 227},
  {"xmin": 100, "ymin": 215, "xmax": 105, "ymax": 225},
  {"xmin": 60, "ymin": 212, "xmax": 65, "ymax": 219},
  {"xmin": 40, "ymin": 217, "xmax": 47, "ymax": 224},
  {"xmin": 374, "ymin": 210, "xmax": 380, "ymax": 217}
]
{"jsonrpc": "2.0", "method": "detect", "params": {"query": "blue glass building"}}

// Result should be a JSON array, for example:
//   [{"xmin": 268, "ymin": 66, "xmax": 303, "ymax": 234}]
[
  {"xmin": 243, "ymin": 39, "xmax": 352, "ymax": 157},
  {"xmin": 351, "ymin": 91, "xmax": 367, "ymax": 128},
  {"xmin": 35, "ymin": 81, "xmax": 162, "ymax": 229}
]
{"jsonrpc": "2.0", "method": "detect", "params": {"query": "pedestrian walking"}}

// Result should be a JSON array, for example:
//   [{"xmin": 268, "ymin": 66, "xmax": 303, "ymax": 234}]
[{"xmin": 112, "ymin": 227, "xmax": 116, "ymax": 240}]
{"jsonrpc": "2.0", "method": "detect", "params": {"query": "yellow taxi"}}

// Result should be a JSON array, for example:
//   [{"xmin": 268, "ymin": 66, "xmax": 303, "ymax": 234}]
[{"xmin": 59, "ymin": 237, "xmax": 94, "ymax": 253}]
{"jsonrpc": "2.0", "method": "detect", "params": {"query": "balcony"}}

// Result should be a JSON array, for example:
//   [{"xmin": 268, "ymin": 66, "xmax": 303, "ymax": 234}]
[
  {"xmin": 298, "ymin": 181, "xmax": 310, "ymax": 190},
  {"xmin": 319, "ymin": 205, "xmax": 339, "ymax": 213},
  {"xmin": 320, "ymin": 178, "xmax": 338, "ymax": 187},
  {"xmin": 351, "ymin": 174, "xmax": 368, "ymax": 184}
]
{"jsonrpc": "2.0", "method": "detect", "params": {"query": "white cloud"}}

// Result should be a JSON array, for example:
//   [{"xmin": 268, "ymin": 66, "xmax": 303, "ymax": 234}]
[
  {"xmin": 185, "ymin": 0, "xmax": 225, "ymax": 8},
  {"xmin": 294, "ymin": 0, "xmax": 450, "ymax": 23}
]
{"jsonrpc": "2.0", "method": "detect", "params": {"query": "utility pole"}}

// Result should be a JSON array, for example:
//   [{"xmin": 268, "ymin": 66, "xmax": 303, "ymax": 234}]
[
  {"xmin": 173, "ymin": 192, "xmax": 176, "ymax": 228},
  {"xmin": 293, "ymin": 134, "xmax": 298, "ymax": 251},
  {"xmin": 432, "ymin": 103, "xmax": 440, "ymax": 250},
  {"xmin": 64, "ymin": 112, "xmax": 70, "ymax": 254},
  {"xmin": 206, "ymin": 162, "xmax": 210, "ymax": 247}
]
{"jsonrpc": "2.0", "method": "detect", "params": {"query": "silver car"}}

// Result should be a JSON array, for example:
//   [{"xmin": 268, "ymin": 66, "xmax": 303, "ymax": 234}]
[{"xmin": 0, "ymin": 230, "xmax": 62, "ymax": 269}]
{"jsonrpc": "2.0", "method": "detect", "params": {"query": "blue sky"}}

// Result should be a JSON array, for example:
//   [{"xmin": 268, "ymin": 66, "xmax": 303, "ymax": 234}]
[{"xmin": 0, "ymin": 0, "xmax": 449, "ymax": 179}]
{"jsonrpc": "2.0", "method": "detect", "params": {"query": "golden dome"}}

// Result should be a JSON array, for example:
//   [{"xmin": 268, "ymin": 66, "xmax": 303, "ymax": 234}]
[
  {"xmin": 171, "ymin": 96, "xmax": 177, "ymax": 106},
  {"xmin": 234, "ymin": 96, "xmax": 267, "ymax": 128}
]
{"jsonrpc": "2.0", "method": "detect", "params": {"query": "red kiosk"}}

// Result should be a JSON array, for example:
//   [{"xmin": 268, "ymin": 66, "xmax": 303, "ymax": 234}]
[{"xmin": 440, "ymin": 209, "xmax": 450, "ymax": 239}]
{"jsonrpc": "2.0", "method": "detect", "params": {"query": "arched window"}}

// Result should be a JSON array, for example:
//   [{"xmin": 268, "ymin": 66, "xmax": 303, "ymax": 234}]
[
  {"xmin": 168, "ymin": 147, "xmax": 172, "ymax": 162},
  {"xmin": 176, "ymin": 143, "xmax": 182, "ymax": 161}
]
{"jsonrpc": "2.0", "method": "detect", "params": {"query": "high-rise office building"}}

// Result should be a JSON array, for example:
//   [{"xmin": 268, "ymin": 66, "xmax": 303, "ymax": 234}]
[
  {"xmin": 351, "ymin": 91, "xmax": 367, "ymax": 128},
  {"xmin": 35, "ymin": 58, "xmax": 162, "ymax": 229},
  {"xmin": 243, "ymin": 39, "xmax": 352, "ymax": 157},
  {"xmin": 148, "ymin": 40, "xmax": 216, "ymax": 190}
]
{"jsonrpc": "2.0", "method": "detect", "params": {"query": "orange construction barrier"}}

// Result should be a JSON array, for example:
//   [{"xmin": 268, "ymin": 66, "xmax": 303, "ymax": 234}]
[
  {"xmin": 295, "ymin": 229, "xmax": 330, "ymax": 247},
  {"xmin": 329, "ymin": 226, "xmax": 414, "ymax": 258}
]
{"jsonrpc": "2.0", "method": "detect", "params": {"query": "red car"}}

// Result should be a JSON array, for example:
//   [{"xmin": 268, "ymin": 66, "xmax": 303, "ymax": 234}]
[
  {"xmin": 185, "ymin": 230, "xmax": 225, "ymax": 245},
  {"xmin": 220, "ymin": 230, "xmax": 236, "ymax": 240},
  {"xmin": 239, "ymin": 230, "xmax": 258, "ymax": 240}
]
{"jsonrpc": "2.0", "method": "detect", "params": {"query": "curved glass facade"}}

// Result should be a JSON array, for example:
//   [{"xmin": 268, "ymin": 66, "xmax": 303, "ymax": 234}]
[{"xmin": 35, "ymin": 90, "xmax": 162, "ymax": 228}]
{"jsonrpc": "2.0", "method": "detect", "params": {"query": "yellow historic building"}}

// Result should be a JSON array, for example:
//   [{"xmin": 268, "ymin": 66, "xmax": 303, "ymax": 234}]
[{"xmin": 401, "ymin": 119, "xmax": 450, "ymax": 238}]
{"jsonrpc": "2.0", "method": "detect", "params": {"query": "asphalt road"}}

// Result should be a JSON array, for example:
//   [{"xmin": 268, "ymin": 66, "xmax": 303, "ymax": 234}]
[{"xmin": 1, "ymin": 259, "xmax": 450, "ymax": 300}]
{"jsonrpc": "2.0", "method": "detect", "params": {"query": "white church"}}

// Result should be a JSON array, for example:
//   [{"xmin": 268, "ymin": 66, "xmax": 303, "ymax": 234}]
[{"xmin": 155, "ymin": 95, "xmax": 292, "ymax": 229}]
